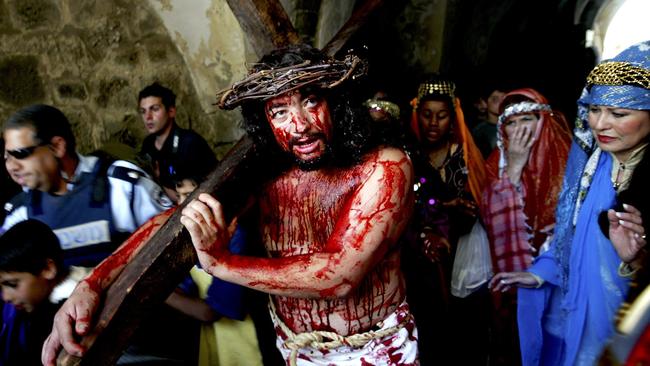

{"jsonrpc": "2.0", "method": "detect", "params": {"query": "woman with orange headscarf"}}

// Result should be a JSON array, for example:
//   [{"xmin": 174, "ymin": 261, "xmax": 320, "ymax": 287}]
[
  {"xmin": 402, "ymin": 75, "xmax": 488, "ymax": 365},
  {"xmin": 481, "ymin": 88, "xmax": 571, "ymax": 365}
]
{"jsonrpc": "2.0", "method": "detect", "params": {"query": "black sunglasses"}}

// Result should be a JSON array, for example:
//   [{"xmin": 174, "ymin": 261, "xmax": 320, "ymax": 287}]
[{"xmin": 4, "ymin": 143, "xmax": 47, "ymax": 160}]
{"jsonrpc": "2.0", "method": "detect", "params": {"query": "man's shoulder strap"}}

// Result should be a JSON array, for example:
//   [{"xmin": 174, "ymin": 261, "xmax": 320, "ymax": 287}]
[
  {"xmin": 88, "ymin": 154, "xmax": 141, "ymax": 204},
  {"xmin": 90, "ymin": 157, "xmax": 144, "ymax": 226},
  {"xmin": 106, "ymin": 162, "xmax": 142, "ymax": 184},
  {"xmin": 3, "ymin": 191, "xmax": 28, "ymax": 214}
]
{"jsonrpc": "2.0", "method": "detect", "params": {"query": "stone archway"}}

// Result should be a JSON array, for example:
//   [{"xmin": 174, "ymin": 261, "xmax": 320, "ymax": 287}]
[
  {"xmin": 598, "ymin": 0, "xmax": 650, "ymax": 59},
  {"xmin": 585, "ymin": 0, "xmax": 650, "ymax": 60}
]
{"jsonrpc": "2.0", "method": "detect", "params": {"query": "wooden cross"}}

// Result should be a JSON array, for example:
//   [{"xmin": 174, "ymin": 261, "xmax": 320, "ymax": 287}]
[{"xmin": 57, "ymin": 1, "xmax": 386, "ymax": 364}]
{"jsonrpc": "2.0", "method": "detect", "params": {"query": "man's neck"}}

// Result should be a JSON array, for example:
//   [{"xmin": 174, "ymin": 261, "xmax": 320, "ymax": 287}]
[
  {"xmin": 154, "ymin": 122, "xmax": 175, "ymax": 151},
  {"xmin": 487, "ymin": 113, "xmax": 498, "ymax": 125},
  {"xmin": 52, "ymin": 155, "xmax": 79, "ymax": 195}
]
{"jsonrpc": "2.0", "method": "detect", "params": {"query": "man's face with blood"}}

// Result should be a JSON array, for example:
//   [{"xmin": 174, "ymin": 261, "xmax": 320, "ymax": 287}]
[{"xmin": 265, "ymin": 90, "xmax": 333, "ymax": 165}]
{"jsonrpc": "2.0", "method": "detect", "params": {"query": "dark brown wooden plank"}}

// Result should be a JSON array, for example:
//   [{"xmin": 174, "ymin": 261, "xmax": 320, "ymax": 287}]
[
  {"xmin": 57, "ymin": 135, "xmax": 258, "ymax": 366},
  {"xmin": 322, "ymin": 0, "xmax": 385, "ymax": 56},
  {"xmin": 226, "ymin": 0, "xmax": 300, "ymax": 56}
]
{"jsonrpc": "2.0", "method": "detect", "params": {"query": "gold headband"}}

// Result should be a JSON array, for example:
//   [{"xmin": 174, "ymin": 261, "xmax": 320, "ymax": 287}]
[
  {"xmin": 364, "ymin": 99, "xmax": 401, "ymax": 119},
  {"xmin": 417, "ymin": 80, "xmax": 456, "ymax": 101},
  {"xmin": 586, "ymin": 61, "xmax": 650, "ymax": 90}
]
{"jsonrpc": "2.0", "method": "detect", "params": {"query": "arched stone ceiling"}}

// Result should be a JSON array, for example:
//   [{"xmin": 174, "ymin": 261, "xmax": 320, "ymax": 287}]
[{"xmin": 147, "ymin": 0, "xmax": 255, "ymax": 112}]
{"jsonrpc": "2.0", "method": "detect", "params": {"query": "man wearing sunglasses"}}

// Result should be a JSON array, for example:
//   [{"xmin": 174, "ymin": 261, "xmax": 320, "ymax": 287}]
[{"xmin": 2, "ymin": 104, "xmax": 173, "ymax": 267}]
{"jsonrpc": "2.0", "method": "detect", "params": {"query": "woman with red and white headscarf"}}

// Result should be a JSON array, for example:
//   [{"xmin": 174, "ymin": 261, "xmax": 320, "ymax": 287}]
[
  {"xmin": 481, "ymin": 88, "xmax": 571, "ymax": 365},
  {"xmin": 483, "ymin": 88, "xmax": 571, "ymax": 274}
]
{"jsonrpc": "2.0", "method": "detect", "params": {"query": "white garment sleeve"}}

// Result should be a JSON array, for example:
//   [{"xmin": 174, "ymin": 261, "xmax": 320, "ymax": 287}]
[
  {"xmin": 108, "ymin": 160, "xmax": 173, "ymax": 232},
  {"xmin": 0, "ymin": 205, "xmax": 28, "ymax": 234}
]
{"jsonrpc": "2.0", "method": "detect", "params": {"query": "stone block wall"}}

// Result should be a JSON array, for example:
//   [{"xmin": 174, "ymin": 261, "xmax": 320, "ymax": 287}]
[
  {"xmin": 0, "ymin": 0, "xmax": 454, "ymax": 160},
  {"xmin": 0, "ymin": 0, "xmax": 239, "ymax": 158}
]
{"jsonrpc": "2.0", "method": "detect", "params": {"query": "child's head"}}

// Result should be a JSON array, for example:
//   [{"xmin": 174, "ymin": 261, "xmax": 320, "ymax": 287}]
[
  {"xmin": 0, "ymin": 219, "xmax": 64, "ymax": 312},
  {"xmin": 170, "ymin": 162, "xmax": 210, "ymax": 205},
  {"xmin": 175, "ymin": 177, "xmax": 199, "ymax": 205}
]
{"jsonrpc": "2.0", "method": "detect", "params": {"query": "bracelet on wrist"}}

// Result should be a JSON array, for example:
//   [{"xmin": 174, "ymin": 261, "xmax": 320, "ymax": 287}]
[
  {"xmin": 618, "ymin": 262, "xmax": 639, "ymax": 278},
  {"xmin": 529, "ymin": 273, "xmax": 545, "ymax": 288}
]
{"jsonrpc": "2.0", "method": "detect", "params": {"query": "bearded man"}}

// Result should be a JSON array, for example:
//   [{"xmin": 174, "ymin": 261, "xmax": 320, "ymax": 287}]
[{"xmin": 43, "ymin": 44, "xmax": 418, "ymax": 366}]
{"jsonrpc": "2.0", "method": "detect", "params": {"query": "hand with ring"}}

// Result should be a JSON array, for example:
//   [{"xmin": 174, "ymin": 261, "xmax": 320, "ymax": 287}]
[
  {"xmin": 488, "ymin": 271, "xmax": 540, "ymax": 292},
  {"xmin": 607, "ymin": 203, "xmax": 647, "ymax": 265}
]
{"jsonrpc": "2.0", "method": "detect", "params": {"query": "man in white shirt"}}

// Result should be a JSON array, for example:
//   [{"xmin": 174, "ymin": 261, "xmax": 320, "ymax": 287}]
[{"xmin": 2, "ymin": 104, "xmax": 172, "ymax": 267}]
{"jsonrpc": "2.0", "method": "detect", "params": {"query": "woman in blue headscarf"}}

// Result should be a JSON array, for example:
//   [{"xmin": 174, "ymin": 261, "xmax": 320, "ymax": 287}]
[{"xmin": 489, "ymin": 41, "xmax": 650, "ymax": 366}]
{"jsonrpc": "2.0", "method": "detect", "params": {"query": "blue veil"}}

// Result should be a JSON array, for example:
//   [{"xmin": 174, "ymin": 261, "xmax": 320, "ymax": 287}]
[{"xmin": 518, "ymin": 40, "xmax": 650, "ymax": 366}]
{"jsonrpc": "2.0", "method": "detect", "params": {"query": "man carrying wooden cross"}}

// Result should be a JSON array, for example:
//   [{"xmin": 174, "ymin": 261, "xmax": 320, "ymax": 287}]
[{"xmin": 43, "ymin": 44, "xmax": 419, "ymax": 366}]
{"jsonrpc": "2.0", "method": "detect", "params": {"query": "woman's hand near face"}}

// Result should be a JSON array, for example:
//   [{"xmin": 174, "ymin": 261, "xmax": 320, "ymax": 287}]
[
  {"xmin": 506, "ymin": 123, "xmax": 535, "ymax": 185},
  {"xmin": 608, "ymin": 203, "xmax": 647, "ymax": 266}
]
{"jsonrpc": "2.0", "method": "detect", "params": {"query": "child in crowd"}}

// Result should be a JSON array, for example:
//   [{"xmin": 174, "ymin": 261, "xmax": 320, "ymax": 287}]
[{"xmin": 0, "ymin": 219, "xmax": 78, "ymax": 366}]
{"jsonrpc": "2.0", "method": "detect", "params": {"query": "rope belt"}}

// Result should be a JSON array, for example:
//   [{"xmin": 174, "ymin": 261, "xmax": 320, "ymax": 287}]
[{"xmin": 269, "ymin": 299, "xmax": 412, "ymax": 366}]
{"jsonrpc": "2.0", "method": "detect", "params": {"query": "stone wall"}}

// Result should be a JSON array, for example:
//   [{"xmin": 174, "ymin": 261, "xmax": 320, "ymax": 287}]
[
  {"xmin": 396, "ymin": 0, "xmax": 448, "ymax": 76},
  {"xmin": 0, "ymin": 0, "xmax": 451, "ymax": 159},
  {"xmin": 0, "ymin": 0, "xmax": 241, "ymax": 158}
]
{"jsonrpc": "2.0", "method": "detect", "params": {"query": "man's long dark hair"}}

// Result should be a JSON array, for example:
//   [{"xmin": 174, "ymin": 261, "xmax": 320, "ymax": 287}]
[{"xmin": 240, "ymin": 44, "xmax": 372, "ymax": 172}]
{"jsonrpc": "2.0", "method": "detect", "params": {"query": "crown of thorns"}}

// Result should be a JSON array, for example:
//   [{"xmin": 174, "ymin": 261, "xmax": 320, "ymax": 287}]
[
  {"xmin": 216, "ymin": 54, "xmax": 368, "ymax": 110},
  {"xmin": 586, "ymin": 61, "xmax": 650, "ymax": 90}
]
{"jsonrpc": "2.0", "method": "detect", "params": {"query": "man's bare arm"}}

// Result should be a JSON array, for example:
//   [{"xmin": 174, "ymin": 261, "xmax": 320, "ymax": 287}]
[
  {"xmin": 42, "ymin": 209, "xmax": 173, "ymax": 365},
  {"xmin": 181, "ymin": 148, "xmax": 414, "ymax": 298},
  {"xmin": 86, "ymin": 209, "xmax": 173, "ymax": 290}
]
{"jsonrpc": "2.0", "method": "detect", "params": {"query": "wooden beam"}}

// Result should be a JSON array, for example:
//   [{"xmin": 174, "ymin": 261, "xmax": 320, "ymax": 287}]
[
  {"xmin": 226, "ymin": 0, "xmax": 301, "ymax": 56},
  {"xmin": 57, "ymin": 136, "xmax": 258, "ymax": 365},
  {"xmin": 322, "ymin": 0, "xmax": 385, "ymax": 56}
]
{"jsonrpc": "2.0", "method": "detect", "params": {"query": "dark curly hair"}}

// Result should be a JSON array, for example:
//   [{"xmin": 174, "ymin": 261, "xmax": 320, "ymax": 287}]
[
  {"xmin": 240, "ymin": 44, "xmax": 372, "ymax": 172},
  {"xmin": 138, "ymin": 82, "xmax": 176, "ymax": 109}
]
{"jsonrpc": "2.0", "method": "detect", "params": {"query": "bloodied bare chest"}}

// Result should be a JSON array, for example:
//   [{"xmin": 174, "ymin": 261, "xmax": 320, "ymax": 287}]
[
  {"xmin": 257, "ymin": 161, "xmax": 406, "ymax": 335},
  {"xmin": 260, "ymin": 167, "xmax": 363, "ymax": 256}
]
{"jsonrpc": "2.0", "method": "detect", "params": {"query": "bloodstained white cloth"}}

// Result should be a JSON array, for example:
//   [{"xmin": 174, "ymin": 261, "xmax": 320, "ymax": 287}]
[{"xmin": 272, "ymin": 301, "xmax": 419, "ymax": 365}]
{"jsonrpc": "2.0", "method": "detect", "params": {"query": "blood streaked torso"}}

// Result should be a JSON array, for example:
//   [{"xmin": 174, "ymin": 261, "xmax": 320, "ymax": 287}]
[{"xmin": 258, "ymin": 148, "xmax": 410, "ymax": 335}]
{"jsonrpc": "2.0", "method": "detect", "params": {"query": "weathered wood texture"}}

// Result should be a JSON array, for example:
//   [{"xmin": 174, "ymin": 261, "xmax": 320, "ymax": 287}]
[
  {"xmin": 321, "ymin": 0, "xmax": 385, "ymax": 56},
  {"xmin": 226, "ymin": 0, "xmax": 300, "ymax": 57}
]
